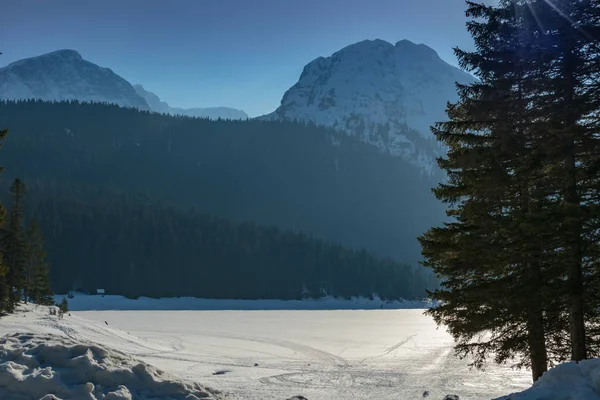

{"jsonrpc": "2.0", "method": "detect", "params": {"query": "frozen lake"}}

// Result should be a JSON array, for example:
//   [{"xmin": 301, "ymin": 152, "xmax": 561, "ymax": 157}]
[{"xmin": 74, "ymin": 309, "xmax": 531, "ymax": 399}]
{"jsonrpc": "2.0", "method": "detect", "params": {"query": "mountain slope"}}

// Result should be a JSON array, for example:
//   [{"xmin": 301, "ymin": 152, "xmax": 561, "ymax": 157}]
[
  {"xmin": 0, "ymin": 100, "xmax": 445, "ymax": 265},
  {"xmin": 262, "ymin": 39, "xmax": 476, "ymax": 174},
  {"xmin": 134, "ymin": 84, "xmax": 248, "ymax": 120},
  {"xmin": 0, "ymin": 50, "xmax": 150, "ymax": 109},
  {"xmin": 0, "ymin": 50, "xmax": 248, "ymax": 120}
]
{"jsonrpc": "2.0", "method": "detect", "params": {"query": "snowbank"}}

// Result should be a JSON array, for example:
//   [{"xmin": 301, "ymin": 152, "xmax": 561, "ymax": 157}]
[
  {"xmin": 0, "ymin": 332, "xmax": 223, "ymax": 400},
  {"xmin": 54, "ymin": 292, "xmax": 433, "ymax": 311},
  {"xmin": 496, "ymin": 359, "xmax": 600, "ymax": 400}
]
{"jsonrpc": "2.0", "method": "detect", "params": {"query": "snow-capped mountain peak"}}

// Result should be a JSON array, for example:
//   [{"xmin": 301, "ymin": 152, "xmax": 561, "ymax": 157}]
[
  {"xmin": 5, "ymin": 49, "xmax": 85, "ymax": 69},
  {"xmin": 263, "ymin": 39, "xmax": 475, "ymax": 175},
  {"xmin": 27, "ymin": 49, "xmax": 83, "ymax": 62},
  {"xmin": 0, "ymin": 50, "xmax": 248, "ymax": 120},
  {"xmin": 0, "ymin": 49, "xmax": 149, "ymax": 109}
]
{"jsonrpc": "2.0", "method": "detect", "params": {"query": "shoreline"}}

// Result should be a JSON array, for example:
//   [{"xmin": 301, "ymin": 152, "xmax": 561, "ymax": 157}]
[{"xmin": 54, "ymin": 292, "xmax": 434, "ymax": 311}]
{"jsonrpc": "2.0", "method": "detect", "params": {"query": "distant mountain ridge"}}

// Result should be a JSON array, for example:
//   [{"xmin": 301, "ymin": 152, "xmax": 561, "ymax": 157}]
[
  {"xmin": 134, "ymin": 84, "xmax": 248, "ymax": 120},
  {"xmin": 262, "ymin": 39, "xmax": 476, "ymax": 175},
  {"xmin": 0, "ymin": 49, "xmax": 248, "ymax": 120}
]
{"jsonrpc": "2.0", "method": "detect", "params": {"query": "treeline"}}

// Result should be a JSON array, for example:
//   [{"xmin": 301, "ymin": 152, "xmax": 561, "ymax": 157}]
[
  {"xmin": 22, "ymin": 184, "xmax": 435, "ymax": 300},
  {"xmin": 420, "ymin": 0, "xmax": 600, "ymax": 382},
  {"xmin": 0, "ymin": 128, "xmax": 53, "ymax": 315},
  {"xmin": 0, "ymin": 100, "xmax": 445, "ymax": 265}
]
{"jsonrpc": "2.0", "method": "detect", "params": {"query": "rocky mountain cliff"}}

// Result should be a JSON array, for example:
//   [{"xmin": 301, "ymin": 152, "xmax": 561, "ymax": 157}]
[
  {"xmin": 0, "ymin": 50, "xmax": 248, "ymax": 120},
  {"xmin": 262, "ymin": 39, "xmax": 476, "ymax": 175},
  {"xmin": 0, "ymin": 50, "xmax": 149, "ymax": 109}
]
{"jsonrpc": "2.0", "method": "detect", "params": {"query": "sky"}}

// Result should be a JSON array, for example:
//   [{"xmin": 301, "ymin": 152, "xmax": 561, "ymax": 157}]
[{"xmin": 1, "ymin": 0, "xmax": 493, "ymax": 117}]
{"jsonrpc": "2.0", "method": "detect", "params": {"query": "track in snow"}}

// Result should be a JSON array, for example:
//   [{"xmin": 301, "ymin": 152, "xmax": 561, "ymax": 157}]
[{"xmin": 0, "ymin": 306, "xmax": 532, "ymax": 400}]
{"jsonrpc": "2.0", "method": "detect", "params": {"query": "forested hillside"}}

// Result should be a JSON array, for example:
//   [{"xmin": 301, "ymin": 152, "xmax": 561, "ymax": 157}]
[
  {"xmin": 19, "ymin": 185, "xmax": 435, "ymax": 299},
  {"xmin": 0, "ymin": 100, "xmax": 445, "ymax": 266}
]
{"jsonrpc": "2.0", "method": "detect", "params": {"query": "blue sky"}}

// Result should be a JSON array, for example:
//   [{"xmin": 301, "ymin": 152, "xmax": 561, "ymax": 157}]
[{"xmin": 1, "ymin": 0, "xmax": 492, "ymax": 117}]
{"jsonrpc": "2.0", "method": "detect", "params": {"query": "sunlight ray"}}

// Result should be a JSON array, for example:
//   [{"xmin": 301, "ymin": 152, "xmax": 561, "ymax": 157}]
[
  {"xmin": 541, "ymin": 0, "xmax": 597, "ymax": 41},
  {"xmin": 525, "ymin": 2, "xmax": 546, "ymax": 32}
]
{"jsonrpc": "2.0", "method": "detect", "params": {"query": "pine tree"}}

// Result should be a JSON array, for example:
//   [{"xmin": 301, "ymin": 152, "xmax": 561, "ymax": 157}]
[
  {"xmin": 0, "ymin": 127, "xmax": 9, "ymax": 314},
  {"xmin": 3, "ymin": 179, "xmax": 28, "ymax": 312},
  {"xmin": 496, "ymin": 0, "xmax": 600, "ymax": 362},
  {"xmin": 418, "ymin": 0, "xmax": 572, "ymax": 381},
  {"xmin": 25, "ymin": 219, "xmax": 53, "ymax": 305},
  {"xmin": 0, "ymin": 212, "xmax": 7, "ymax": 314},
  {"xmin": 420, "ymin": 0, "xmax": 600, "ymax": 380},
  {"xmin": 58, "ymin": 297, "xmax": 68, "ymax": 313},
  {"xmin": 526, "ymin": 0, "xmax": 600, "ymax": 363}
]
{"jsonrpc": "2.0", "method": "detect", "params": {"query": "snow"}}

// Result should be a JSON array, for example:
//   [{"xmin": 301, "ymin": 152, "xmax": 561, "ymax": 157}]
[
  {"xmin": 0, "ymin": 308, "xmax": 222, "ymax": 400},
  {"xmin": 262, "ymin": 39, "xmax": 476, "ymax": 176},
  {"xmin": 0, "ymin": 301, "xmax": 532, "ymax": 399},
  {"xmin": 0, "ymin": 50, "xmax": 149, "ymax": 110},
  {"xmin": 52, "ymin": 292, "xmax": 433, "ymax": 311},
  {"xmin": 495, "ymin": 359, "xmax": 600, "ymax": 400},
  {"xmin": 0, "ymin": 50, "xmax": 249, "ymax": 121}
]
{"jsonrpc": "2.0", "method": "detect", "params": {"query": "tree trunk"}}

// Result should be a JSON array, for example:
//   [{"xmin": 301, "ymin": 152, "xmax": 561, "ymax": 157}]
[
  {"xmin": 526, "ymin": 303, "xmax": 548, "ymax": 381},
  {"xmin": 525, "ymin": 260, "xmax": 548, "ymax": 381},
  {"xmin": 24, "ymin": 258, "xmax": 31, "ymax": 304},
  {"xmin": 565, "ymin": 149, "xmax": 586, "ymax": 361},
  {"xmin": 562, "ymin": 27, "xmax": 587, "ymax": 362},
  {"xmin": 516, "ymin": 74, "xmax": 550, "ymax": 378}
]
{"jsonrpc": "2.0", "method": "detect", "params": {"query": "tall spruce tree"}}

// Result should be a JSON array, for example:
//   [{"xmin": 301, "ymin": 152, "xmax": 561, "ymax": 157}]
[
  {"xmin": 25, "ymin": 219, "xmax": 53, "ymax": 305},
  {"xmin": 421, "ymin": 0, "xmax": 600, "ymax": 380},
  {"xmin": 521, "ymin": 0, "xmax": 600, "ymax": 362},
  {"xmin": 420, "ymin": 0, "xmax": 566, "ymax": 381},
  {"xmin": 492, "ymin": 0, "xmax": 600, "ymax": 362},
  {"xmin": 4, "ymin": 179, "xmax": 28, "ymax": 312},
  {"xmin": 0, "ymin": 127, "xmax": 8, "ymax": 314}
]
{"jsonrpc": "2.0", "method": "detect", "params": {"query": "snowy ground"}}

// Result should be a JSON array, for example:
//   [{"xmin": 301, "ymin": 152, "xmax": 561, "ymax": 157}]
[
  {"xmin": 495, "ymin": 359, "xmax": 600, "ymax": 400},
  {"xmin": 52, "ymin": 293, "xmax": 433, "ymax": 311},
  {"xmin": 0, "ymin": 330, "xmax": 222, "ymax": 400},
  {"xmin": 0, "ymin": 300, "xmax": 533, "ymax": 400}
]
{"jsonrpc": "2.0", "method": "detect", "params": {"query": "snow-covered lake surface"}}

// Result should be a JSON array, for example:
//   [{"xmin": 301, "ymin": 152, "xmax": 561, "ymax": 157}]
[
  {"xmin": 79, "ymin": 310, "xmax": 532, "ymax": 399},
  {"xmin": 0, "ymin": 302, "xmax": 534, "ymax": 399}
]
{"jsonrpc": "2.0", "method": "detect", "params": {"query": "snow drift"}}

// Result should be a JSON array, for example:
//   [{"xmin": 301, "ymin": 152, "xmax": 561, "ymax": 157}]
[
  {"xmin": 496, "ymin": 359, "xmax": 600, "ymax": 400},
  {"xmin": 0, "ymin": 332, "xmax": 223, "ymax": 400}
]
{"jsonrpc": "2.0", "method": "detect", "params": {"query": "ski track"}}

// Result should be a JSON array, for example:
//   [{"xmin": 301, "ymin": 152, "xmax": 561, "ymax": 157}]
[
  {"xmin": 359, "ymin": 333, "xmax": 417, "ymax": 363},
  {"xmin": 201, "ymin": 331, "xmax": 351, "ymax": 368},
  {"xmin": 136, "ymin": 330, "xmax": 357, "ymax": 391},
  {"xmin": 135, "ymin": 329, "xmax": 363, "ymax": 395},
  {"xmin": 135, "ymin": 330, "xmax": 351, "ymax": 371},
  {"xmin": 75, "ymin": 311, "xmax": 529, "ymax": 400},
  {"xmin": 34, "ymin": 315, "xmax": 170, "ymax": 356},
  {"xmin": 1, "ymin": 307, "xmax": 532, "ymax": 399},
  {"xmin": 255, "ymin": 334, "xmax": 420, "ymax": 395}
]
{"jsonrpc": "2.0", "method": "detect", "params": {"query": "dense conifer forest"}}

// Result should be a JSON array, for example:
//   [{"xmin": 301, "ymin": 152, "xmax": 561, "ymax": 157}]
[
  {"xmin": 0, "ymin": 100, "xmax": 444, "ymax": 266},
  {"xmin": 20, "ymin": 185, "xmax": 436, "ymax": 299},
  {"xmin": 0, "ymin": 100, "xmax": 442, "ymax": 300},
  {"xmin": 0, "ymin": 130, "xmax": 54, "ymax": 315}
]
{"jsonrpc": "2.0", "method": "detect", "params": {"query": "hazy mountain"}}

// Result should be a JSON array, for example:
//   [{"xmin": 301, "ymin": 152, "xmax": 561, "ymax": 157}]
[
  {"xmin": 0, "ymin": 50, "xmax": 150, "ymax": 110},
  {"xmin": 262, "ymin": 39, "xmax": 476, "ymax": 175},
  {"xmin": 0, "ymin": 50, "xmax": 248, "ymax": 120},
  {"xmin": 134, "ymin": 84, "xmax": 248, "ymax": 120}
]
